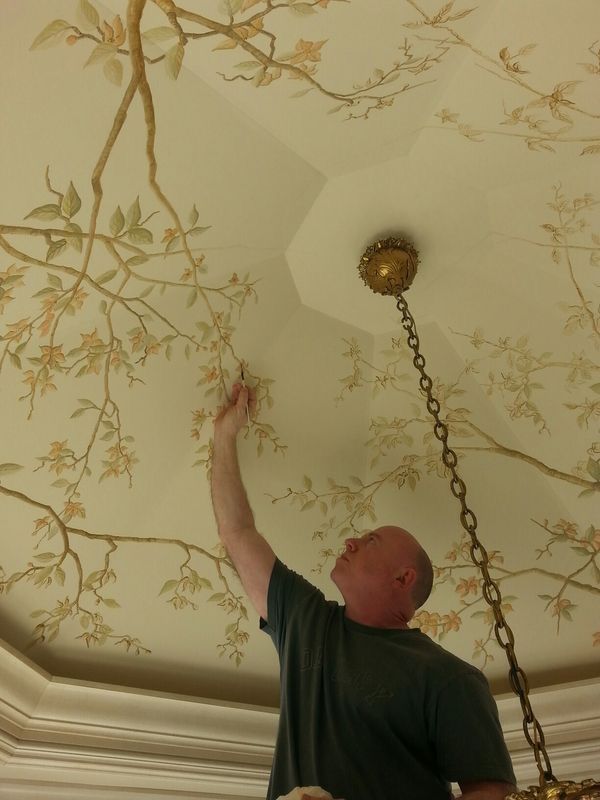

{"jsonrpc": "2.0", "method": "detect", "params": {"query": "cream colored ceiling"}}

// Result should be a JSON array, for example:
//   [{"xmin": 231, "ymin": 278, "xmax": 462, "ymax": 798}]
[{"xmin": 0, "ymin": 0, "xmax": 598, "ymax": 709}]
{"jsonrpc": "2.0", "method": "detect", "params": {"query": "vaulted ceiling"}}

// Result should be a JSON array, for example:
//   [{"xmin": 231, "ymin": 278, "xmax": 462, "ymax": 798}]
[{"xmin": 0, "ymin": 0, "xmax": 598, "ymax": 709}]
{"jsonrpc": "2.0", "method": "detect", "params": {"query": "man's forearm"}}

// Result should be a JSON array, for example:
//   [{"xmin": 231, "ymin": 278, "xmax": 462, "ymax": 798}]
[{"xmin": 211, "ymin": 431, "xmax": 255, "ymax": 535}]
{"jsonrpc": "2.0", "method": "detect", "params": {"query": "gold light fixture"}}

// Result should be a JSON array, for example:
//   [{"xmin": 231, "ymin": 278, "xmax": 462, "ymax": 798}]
[{"xmin": 358, "ymin": 236, "xmax": 600, "ymax": 800}]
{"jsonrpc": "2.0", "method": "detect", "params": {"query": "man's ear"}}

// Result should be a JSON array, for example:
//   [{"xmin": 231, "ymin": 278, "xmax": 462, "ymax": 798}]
[{"xmin": 394, "ymin": 566, "xmax": 417, "ymax": 590}]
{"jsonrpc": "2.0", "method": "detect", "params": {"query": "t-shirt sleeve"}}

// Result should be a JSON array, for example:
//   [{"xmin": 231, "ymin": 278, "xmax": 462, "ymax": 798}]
[
  {"xmin": 433, "ymin": 670, "xmax": 516, "ymax": 786},
  {"xmin": 259, "ymin": 557, "xmax": 324, "ymax": 653}
]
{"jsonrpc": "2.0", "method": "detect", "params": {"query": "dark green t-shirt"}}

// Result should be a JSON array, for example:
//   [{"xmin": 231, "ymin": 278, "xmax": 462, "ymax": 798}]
[{"xmin": 260, "ymin": 558, "xmax": 515, "ymax": 800}]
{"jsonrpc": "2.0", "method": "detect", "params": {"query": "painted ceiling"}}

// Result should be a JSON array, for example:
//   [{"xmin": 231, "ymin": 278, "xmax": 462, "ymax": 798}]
[{"xmin": 0, "ymin": 0, "xmax": 598, "ymax": 710}]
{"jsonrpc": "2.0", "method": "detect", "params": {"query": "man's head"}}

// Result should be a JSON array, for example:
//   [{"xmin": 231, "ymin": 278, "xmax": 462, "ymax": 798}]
[{"xmin": 330, "ymin": 525, "xmax": 433, "ymax": 629}]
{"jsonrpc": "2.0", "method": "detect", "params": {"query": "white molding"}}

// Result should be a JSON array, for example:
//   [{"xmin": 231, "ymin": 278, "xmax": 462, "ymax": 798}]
[{"xmin": 0, "ymin": 637, "xmax": 597, "ymax": 799}]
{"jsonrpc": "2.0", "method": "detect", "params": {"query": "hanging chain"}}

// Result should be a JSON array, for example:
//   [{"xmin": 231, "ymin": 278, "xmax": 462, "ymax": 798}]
[{"xmin": 395, "ymin": 291, "xmax": 556, "ymax": 785}]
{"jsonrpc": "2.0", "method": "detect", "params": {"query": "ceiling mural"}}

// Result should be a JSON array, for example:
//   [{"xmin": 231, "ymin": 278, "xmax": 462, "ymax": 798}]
[{"xmin": 0, "ymin": 0, "xmax": 598, "ymax": 707}]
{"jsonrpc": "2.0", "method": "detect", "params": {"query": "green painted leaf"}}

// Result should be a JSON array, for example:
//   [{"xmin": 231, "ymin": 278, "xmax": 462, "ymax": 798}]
[
  {"xmin": 165, "ymin": 235, "xmax": 180, "ymax": 252},
  {"xmin": 208, "ymin": 592, "xmax": 226, "ymax": 602},
  {"xmin": 110, "ymin": 206, "xmax": 125, "ymax": 236},
  {"xmin": 34, "ymin": 552, "xmax": 57, "ymax": 562},
  {"xmin": 64, "ymin": 222, "xmax": 83, "ymax": 252},
  {"xmin": 125, "ymin": 197, "xmax": 141, "ymax": 229},
  {"xmin": 25, "ymin": 203, "xmax": 62, "ymax": 221},
  {"xmin": 590, "ymin": 383, "xmax": 600, "ymax": 395},
  {"xmin": 79, "ymin": 0, "xmax": 100, "ymax": 28},
  {"xmin": 126, "ymin": 254, "xmax": 148, "ymax": 266},
  {"xmin": 219, "ymin": 0, "xmax": 243, "ymax": 16},
  {"xmin": 0, "ymin": 463, "xmax": 24, "ymax": 474},
  {"xmin": 55, "ymin": 566, "xmax": 66, "ymax": 586},
  {"xmin": 587, "ymin": 457, "xmax": 600, "ymax": 481},
  {"xmin": 103, "ymin": 57, "xmax": 123, "ymax": 86},
  {"xmin": 187, "ymin": 288, "xmax": 198, "ymax": 308},
  {"xmin": 289, "ymin": 2, "xmax": 317, "ymax": 14},
  {"xmin": 128, "ymin": 226, "xmax": 153, "ymax": 244},
  {"xmin": 85, "ymin": 42, "xmax": 117, "ymax": 67},
  {"xmin": 61, "ymin": 182, "xmax": 81, "ymax": 218},
  {"xmin": 159, "ymin": 579, "xmax": 179, "ymax": 596},
  {"xmin": 139, "ymin": 285, "xmax": 154, "ymax": 298},
  {"xmin": 30, "ymin": 609, "xmax": 46, "ymax": 618},
  {"xmin": 47, "ymin": 274, "xmax": 63, "ymax": 290},
  {"xmin": 30, "ymin": 19, "xmax": 71, "ymax": 50},
  {"xmin": 189, "ymin": 226, "xmax": 211, "ymax": 237},
  {"xmin": 142, "ymin": 26, "xmax": 178, "ymax": 42},
  {"xmin": 102, "ymin": 598, "xmax": 120, "ymax": 608},
  {"xmin": 47, "ymin": 239, "xmax": 68, "ymax": 261},
  {"xmin": 236, "ymin": 61, "xmax": 261, "ymax": 71},
  {"xmin": 96, "ymin": 269, "xmax": 118, "ymax": 285},
  {"xmin": 189, "ymin": 204, "xmax": 199, "ymax": 227},
  {"xmin": 166, "ymin": 43, "xmax": 184, "ymax": 80}
]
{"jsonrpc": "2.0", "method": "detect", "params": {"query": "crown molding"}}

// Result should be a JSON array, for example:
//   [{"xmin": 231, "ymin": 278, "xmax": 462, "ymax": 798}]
[{"xmin": 0, "ymin": 637, "xmax": 597, "ymax": 798}]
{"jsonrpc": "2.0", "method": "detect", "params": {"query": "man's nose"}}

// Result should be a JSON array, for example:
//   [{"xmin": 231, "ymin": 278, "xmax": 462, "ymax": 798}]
[{"xmin": 345, "ymin": 538, "xmax": 358, "ymax": 552}]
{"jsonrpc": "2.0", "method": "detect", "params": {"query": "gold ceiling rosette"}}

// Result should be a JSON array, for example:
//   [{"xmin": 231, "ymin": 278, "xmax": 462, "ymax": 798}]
[{"xmin": 358, "ymin": 237, "xmax": 600, "ymax": 800}]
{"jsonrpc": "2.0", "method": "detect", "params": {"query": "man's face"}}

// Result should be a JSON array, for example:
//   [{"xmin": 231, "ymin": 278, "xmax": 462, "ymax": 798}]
[{"xmin": 330, "ymin": 526, "xmax": 417, "ymax": 603}]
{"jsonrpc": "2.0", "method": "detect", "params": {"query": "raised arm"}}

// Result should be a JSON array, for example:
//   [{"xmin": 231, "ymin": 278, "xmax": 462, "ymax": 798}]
[{"xmin": 210, "ymin": 382, "xmax": 276, "ymax": 621}]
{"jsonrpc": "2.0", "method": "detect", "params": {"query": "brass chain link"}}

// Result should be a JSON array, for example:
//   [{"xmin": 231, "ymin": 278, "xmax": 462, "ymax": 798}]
[{"xmin": 395, "ymin": 291, "xmax": 556, "ymax": 785}]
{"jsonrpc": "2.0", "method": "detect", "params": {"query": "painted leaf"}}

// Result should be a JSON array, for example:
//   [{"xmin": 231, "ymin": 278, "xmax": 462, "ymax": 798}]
[
  {"xmin": 125, "ymin": 197, "xmax": 141, "ymax": 228},
  {"xmin": 236, "ymin": 61, "xmax": 261, "ymax": 70},
  {"xmin": 96, "ymin": 269, "xmax": 118, "ymax": 285},
  {"xmin": 34, "ymin": 552, "xmax": 57, "ymax": 562},
  {"xmin": 25, "ymin": 203, "xmax": 62, "ymax": 221},
  {"xmin": 110, "ymin": 206, "xmax": 125, "ymax": 236},
  {"xmin": 64, "ymin": 222, "xmax": 83, "ymax": 252},
  {"xmin": 85, "ymin": 42, "xmax": 117, "ymax": 67},
  {"xmin": 165, "ymin": 235, "xmax": 180, "ymax": 252},
  {"xmin": 102, "ymin": 598, "xmax": 120, "ymax": 608},
  {"xmin": 0, "ymin": 463, "xmax": 24, "ymax": 474},
  {"xmin": 142, "ymin": 26, "xmax": 178, "ymax": 42},
  {"xmin": 103, "ymin": 57, "xmax": 123, "ymax": 86},
  {"xmin": 189, "ymin": 226, "xmax": 211, "ymax": 237},
  {"xmin": 189, "ymin": 204, "xmax": 199, "ymax": 227},
  {"xmin": 581, "ymin": 145, "xmax": 600, "ymax": 156},
  {"xmin": 61, "ymin": 182, "xmax": 81, "ymax": 218},
  {"xmin": 590, "ymin": 383, "xmax": 600, "ymax": 395},
  {"xmin": 79, "ymin": 0, "xmax": 100, "ymax": 28},
  {"xmin": 166, "ymin": 43, "xmax": 184, "ymax": 80},
  {"xmin": 47, "ymin": 274, "xmax": 63, "ymax": 290},
  {"xmin": 128, "ymin": 226, "xmax": 153, "ymax": 244},
  {"xmin": 289, "ymin": 3, "xmax": 317, "ymax": 14},
  {"xmin": 47, "ymin": 239, "xmax": 68, "ymax": 261},
  {"xmin": 126, "ymin": 254, "xmax": 149, "ymax": 266},
  {"xmin": 219, "ymin": 0, "xmax": 243, "ymax": 16},
  {"xmin": 587, "ymin": 458, "xmax": 600, "ymax": 481},
  {"xmin": 30, "ymin": 19, "xmax": 71, "ymax": 50},
  {"xmin": 187, "ymin": 289, "xmax": 198, "ymax": 307},
  {"xmin": 159, "ymin": 579, "xmax": 179, "ymax": 596}
]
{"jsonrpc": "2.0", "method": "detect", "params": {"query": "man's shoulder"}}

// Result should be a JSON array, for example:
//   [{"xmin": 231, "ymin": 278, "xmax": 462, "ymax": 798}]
[{"xmin": 407, "ymin": 628, "xmax": 483, "ymax": 682}]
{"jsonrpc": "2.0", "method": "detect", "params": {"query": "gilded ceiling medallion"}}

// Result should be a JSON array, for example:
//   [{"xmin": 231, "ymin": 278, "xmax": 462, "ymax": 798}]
[{"xmin": 358, "ymin": 235, "xmax": 419, "ymax": 296}]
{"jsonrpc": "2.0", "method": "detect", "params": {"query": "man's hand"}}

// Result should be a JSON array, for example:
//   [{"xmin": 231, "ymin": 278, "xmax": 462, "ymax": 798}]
[{"xmin": 214, "ymin": 382, "xmax": 256, "ymax": 438}]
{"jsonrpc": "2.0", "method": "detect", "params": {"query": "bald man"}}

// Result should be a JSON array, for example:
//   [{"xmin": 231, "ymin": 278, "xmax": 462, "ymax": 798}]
[{"xmin": 211, "ymin": 384, "xmax": 517, "ymax": 800}]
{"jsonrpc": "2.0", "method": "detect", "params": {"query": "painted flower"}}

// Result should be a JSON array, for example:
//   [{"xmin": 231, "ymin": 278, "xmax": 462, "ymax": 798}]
[
  {"xmin": 456, "ymin": 577, "xmax": 479, "ymax": 598},
  {"xmin": 100, "ymin": 16, "xmax": 126, "ymax": 46},
  {"xmin": 442, "ymin": 611, "xmax": 462, "ymax": 633},
  {"xmin": 63, "ymin": 501, "xmax": 86, "ymax": 521},
  {"xmin": 162, "ymin": 228, "xmax": 178, "ymax": 244}
]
